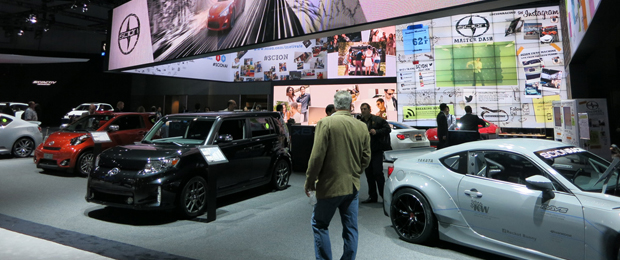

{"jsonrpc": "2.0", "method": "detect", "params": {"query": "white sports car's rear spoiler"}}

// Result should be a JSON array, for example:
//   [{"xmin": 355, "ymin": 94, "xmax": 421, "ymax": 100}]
[{"xmin": 383, "ymin": 147, "xmax": 436, "ymax": 163}]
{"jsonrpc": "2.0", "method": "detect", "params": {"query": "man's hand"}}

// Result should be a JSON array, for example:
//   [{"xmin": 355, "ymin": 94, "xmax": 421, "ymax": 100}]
[
  {"xmin": 369, "ymin": 129, "xmax": 376, "ymax": 135},
  {"xmin": 304, "ymin": 181, "xmax": 315, "ymax": 197}
]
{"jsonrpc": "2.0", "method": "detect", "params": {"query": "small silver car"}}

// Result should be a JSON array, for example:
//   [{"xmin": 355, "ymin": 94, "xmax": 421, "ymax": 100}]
[
  {"xmin": 0, "ymin": 113, "xmax": 43, "ymax": 157},
  {"xmin": 384, "ymin": 139, "xmax": 620, "ymax": 259}
]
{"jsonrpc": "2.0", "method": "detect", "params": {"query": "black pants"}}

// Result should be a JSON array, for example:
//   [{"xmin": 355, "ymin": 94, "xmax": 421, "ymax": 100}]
[
  {"xmin": 365, "ymin": 152, "xmax": 385, "ymax": 200},
  {"xmin": 473, "ymin": 72, "xmax": 485, "ymax": 86}
]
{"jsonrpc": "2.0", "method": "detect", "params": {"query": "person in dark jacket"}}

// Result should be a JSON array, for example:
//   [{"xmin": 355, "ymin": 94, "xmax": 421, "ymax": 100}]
[
  {"xmin": 436, "ymin": 103, "xmax": 449, "ymax": 149},
  {"xmin": 359, "ymin": 103, "xmax": 391, "ymax": 203},
  {"xmin": 459, "ymin": 105, "xmax": 486, "ymax": 140}
]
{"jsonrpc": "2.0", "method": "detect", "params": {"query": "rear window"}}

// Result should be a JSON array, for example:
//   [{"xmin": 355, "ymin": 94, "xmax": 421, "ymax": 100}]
[
  {"xmin": 250, "ymin": 117, "xmax": 275, "ymax": 137},
  {"xmin": 0, "ymin": 116, "xmax": 13, "ymax": 126}
]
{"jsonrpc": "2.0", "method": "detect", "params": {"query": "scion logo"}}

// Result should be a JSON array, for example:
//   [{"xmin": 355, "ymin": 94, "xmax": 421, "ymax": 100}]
[
  {"xmin": 456, "ymin": 15, "xmax": 489, "ymax": 37},
  {"xmin": 585, "ymin": 101, "xmax": 599, "ymax": 110},
  {"xmin": 106, "ymin": 167, "xmax": 120, "ymax": 177},
  {"xmin": 118, "ymin": 14, "xmax": 140, "ymax": 55}
]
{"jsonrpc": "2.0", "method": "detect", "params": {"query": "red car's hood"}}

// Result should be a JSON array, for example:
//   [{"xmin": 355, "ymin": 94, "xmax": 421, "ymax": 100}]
[
  {"xmin": 209, "ymin": 2, "xmax": 231, "ymax": 15},
  {"xmin": 43, "ymin": 131, "xmax": 93, "ymax": 146}
]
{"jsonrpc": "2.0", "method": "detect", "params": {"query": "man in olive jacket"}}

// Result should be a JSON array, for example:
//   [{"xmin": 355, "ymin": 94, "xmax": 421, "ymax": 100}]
[
  {"xmin": 305, "ymin": 91, "xmax": 371, "ymax": 260},
  {"xmin": 359, "ymin": 102, "xmax": 391, "ymax": 203}
]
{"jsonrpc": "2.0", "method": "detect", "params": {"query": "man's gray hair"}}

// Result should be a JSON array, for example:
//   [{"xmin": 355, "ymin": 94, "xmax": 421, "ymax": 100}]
[{"xmin": 334, "ymin": 91, "xmax": 352, "ymax": 110}]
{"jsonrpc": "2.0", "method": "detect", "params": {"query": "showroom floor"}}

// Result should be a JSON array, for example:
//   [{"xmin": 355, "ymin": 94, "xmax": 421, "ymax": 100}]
[{"xmin": 0, "ymin": 155, "xmax": 507, "ymax": 260}]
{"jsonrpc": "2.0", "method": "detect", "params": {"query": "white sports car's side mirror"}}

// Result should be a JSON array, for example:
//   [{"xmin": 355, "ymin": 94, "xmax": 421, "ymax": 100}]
[{"xmin": 525, "ymin": 175, "xmax": 555, "ymax": 200}]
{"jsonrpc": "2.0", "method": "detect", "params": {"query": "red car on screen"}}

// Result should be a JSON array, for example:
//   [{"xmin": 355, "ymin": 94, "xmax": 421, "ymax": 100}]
[
  {"xmin": 34, "ymin": 112, "xmax": 155, "ymax": 176},
  {"xmin": 425, "ymin": 118, "xmax": 501, "ymax": 147},
  {"xmin": 207, "ymin": 0, "xmax": 245, "ymax": 31}
]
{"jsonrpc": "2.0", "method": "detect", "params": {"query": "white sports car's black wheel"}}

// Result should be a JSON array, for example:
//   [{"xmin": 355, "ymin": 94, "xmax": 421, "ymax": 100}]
[
  {"xmin": 178, "ymin": 176, "xmax": 207, "ymax": 218},
  {"xmin": 390, "ymin": 188, "xmax": 437, "ymax": 244},
  {"xmin": 12, "ymin": 137, "xmax": 34, "ymax": 158},
  {"xmin": 271, "ymin": 159, "xmax": 291, "ymax": 190}
]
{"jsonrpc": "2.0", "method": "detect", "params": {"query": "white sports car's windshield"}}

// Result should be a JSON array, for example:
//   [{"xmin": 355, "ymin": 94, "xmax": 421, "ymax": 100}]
[
  {"xmin": 143, "ymin": 118, "xmax": 215, "ymax": 145},
  {"xmin": 536, "ymin": 147, "xmax": 619, "ymax": 193}
]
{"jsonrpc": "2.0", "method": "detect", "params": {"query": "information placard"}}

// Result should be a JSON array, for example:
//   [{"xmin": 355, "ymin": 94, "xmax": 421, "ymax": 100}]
[
  {"xmin": 198, "ymin": 145, "xmax": 228, "ymax": 165},
  {"xmin": 90, "ymin": 131, "xmax": 112, "ymax": 143},
  {"xmin": 578, "ymin": 113, "xmax": 590, "ymax": 140}
]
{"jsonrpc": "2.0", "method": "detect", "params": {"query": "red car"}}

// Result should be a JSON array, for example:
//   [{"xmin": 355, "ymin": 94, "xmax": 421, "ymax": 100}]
[
  {"xmin": 425, "ymin": 118, "xmax": 501, "ymax": 147},
  {"xmin": 34, "ymin": 112, "xmax": 155, "ymax": 176},
  {"xmin": 207, "ymin": 0, "xmax": 245, "ymax": 31}
]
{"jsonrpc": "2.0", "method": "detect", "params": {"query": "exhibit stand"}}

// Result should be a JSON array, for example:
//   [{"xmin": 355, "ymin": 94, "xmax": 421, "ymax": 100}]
[{"xmin": 552, "ymin": 99, "xmax": 611, "ymax": 159}]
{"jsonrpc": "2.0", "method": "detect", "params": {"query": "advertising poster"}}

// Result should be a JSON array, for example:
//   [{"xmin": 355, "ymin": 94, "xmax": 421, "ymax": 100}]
[
  {"xmin": 565, "ymin": 0, "xmax": 602, "ymax": 57},
  {"xmin": 326, "ymin": 26, "xmax": 396, "ymax": 79},
  {"xmin": 273, "ymin": 83, "xmax": 397, "ymax": 125},
  {"xmin": 109, "ymin": 0, "xmax": 484, "ymax": 70},
  {"xmin": 395, "ymin": 6, "xmax": 567, "ymax": 128}
]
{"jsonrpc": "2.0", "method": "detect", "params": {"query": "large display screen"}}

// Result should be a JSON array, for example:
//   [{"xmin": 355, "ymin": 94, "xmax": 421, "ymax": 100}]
[
  {"xmin": 395, "ymin": 6, "xmax": 567, "ymax": 129},
  {"xmin": 273, "ymin": 83, "xmax": 397, "ymax": 125},
  {"xmin": 109, "ymin": 0, "xmax": 484, "ymax": 70},
  {"xmin": 565, "ymin": 0, "xmax": 601, "ymax": 58}
]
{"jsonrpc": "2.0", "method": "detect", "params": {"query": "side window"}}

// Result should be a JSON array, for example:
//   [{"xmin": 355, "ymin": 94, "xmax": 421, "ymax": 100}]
[
  {"xmin": 218, "ymin": 119, "xmax": 246, "ymax": 140},
  {"xmin": 440, "ymin": 152, "xmax": 468, "ymax": 174},
  {"xmin": 113, "ymin": 115, "xmax": 143, "ymax": 131},
  {"xmin": 1, "ymin": 116, "xmax": 13, "ymax": 126},
  {"xmin": 104, "ymin": 105, "xmax": 113, "ymax": 111},
  {"xmin": 249, "ymin": 117, "xmax": 275, "ymax": 137}
]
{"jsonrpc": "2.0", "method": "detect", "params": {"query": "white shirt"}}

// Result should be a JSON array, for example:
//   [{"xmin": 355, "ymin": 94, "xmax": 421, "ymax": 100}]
[{"xmin": 447, "ymin": 114, "xmax": 457, "ymax": 130}]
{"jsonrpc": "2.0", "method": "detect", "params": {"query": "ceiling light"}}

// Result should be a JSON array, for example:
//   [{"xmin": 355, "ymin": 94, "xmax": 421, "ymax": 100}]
[
  {"xmin": 43, "ymin": 24, "xmax": 50, "ymax": 32},
  {"xmin": 82, "ymin": 3, "xmax": 88, "ymax": 12},
  {"xmin": 28, "ymin": 14, "xmax": 37, "ymax": 24},
  {"xmin": 17, "ymin": 29, "xmax": 24, "ymax": 36}
]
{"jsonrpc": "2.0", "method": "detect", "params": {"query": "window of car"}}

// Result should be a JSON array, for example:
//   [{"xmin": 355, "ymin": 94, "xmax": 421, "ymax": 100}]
[
  {"xmin": 440, "ymin": 152, "xmax": 468, "ymax": 175},
  {"xmin": 218, "ymin": 119, "xmax": 246, "ymax": 140},
  {"xmin": 249, "ymin": 117, "xmax": 276, "ymax": 137},
  {"xmin": 470, "ymin": 150, "xmax": 567, "ymax": 192},
  {"xmin": 112, "ymin": 115, "xmax": 144, "ymax": 131},
  {"xmin": 102, "ymin": 105, "xmax": 113, "ymax": 111},
  {"xmin": 0, "ymin": 116, "xmax": 13, "ymax": 126},
  {"xmin": 64, "ymin": 114, "xmax": 115, "ymax": 132},
  {"xmin": 389, "ymin": 121, "xmax": 414, "ymax": 130},
  {"xmin": 145, "ymin": 118, "xmax": 215, "ymax": 145}
]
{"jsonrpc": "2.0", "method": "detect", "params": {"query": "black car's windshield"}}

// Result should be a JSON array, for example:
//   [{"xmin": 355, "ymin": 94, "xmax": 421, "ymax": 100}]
[
  {"xmin": 536, "ymin": 147, "xmax": 619, "ymax": 193},
  {"xmin": 64, "ymin": 114, "xmax": 114, "ymax": 132},
  {"xmin": 144, "ymin": 118, "xmax": 215, "ymax": 145}
]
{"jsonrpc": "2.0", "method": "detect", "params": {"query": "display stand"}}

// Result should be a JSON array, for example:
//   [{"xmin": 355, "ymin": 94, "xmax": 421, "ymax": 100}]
[
  {"xmin": 89, "ymin": 131, "xmax": 112, "ymax": 175},
  {"xmin": 198, "ymin": 146, "xmax": 228, "ymax": 222}
]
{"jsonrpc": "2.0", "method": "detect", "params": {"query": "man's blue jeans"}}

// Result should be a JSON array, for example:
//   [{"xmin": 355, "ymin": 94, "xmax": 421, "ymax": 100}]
[{"xmin": 311, "ymin": 190, "xmax": 359, "ymax": 260}]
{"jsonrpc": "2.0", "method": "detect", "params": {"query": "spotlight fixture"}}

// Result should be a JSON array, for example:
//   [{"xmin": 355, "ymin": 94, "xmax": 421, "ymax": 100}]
[
  {"xmin": 82, "ymin": 3, "xmax": 88, "ymax": 12},
  {"xmin": 28, "ymin": 14, "xmax": 37, "ymax": 24},
  {"xmin": 17, "ymin": 29, "xmax": 24, "ymax": 36},
  {"xmin": 43, "ymin": 24, "xmax": 50, "ymax": 32}
]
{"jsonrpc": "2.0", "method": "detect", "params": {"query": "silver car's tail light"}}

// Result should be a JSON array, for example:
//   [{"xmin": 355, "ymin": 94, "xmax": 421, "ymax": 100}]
[{"xmin": 388, "ymin": 166, "xmax": 394, "ymax": 178}]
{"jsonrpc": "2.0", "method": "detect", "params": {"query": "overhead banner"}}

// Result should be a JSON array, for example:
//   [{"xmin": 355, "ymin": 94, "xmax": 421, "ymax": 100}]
[
  {"xmin": 395, "ymin": 6, "xmax": 567, "ymax": 128},
  {"xmin": 109, "ymin": 0, "xmax": 484, "ymax": 70}
]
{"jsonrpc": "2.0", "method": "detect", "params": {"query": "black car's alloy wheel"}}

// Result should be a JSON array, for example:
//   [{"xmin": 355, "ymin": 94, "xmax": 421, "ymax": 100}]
[
  {"xmin": 12, "ymin": 137, "xmax": 34, "ymax": 158},
  {"xmin": 77, "ymin": 151, "xmax": 94, "ymax": 176},
  {"xmin": 179, "ymin": 176, "xmax": 207, "ymax": 218},
  {"xmin": 271, "ymin": 159, "xmax": 290, "ymax": 190},
  {"xmin": 390, "ymin": 188, "xmax": 437, "ymax": 244}
]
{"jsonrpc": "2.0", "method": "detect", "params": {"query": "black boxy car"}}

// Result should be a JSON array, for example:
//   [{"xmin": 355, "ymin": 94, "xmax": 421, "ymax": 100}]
[{"xmin": 86, "ymin": 112, "xmax": 292, "ymax": 218}]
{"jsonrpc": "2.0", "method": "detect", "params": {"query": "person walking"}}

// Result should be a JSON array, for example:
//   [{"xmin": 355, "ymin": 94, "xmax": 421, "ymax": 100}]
[
  {"xmin": 115, "ymin": 101, "xmax": 125, "ymax": 112},
  {"xmin": 305, "ymin": 91, "xmax": 371, "ymax": 260},
  {"xmin": 23, "ymin": 101, "xmax": 38, "ymax": 121},
  {"xmin": 466, "ymin": 58, "xmax": 485, "ymax": 86},
  {"xmin": 436, "ymin": 103, "xmax": 449, "ymax": 149},
  {"xmin": 359, "ymin": 102, "xmax": 391, "ymax": 203}
]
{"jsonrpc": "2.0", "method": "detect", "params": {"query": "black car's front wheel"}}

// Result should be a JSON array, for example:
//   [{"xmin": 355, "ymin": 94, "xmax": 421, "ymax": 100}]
[
  {"xmin": 390, "ymin": 188, "xmax": 437, "ymax": 244},
  {"xmin": 271, "ymin": 159, "xmax": 291, "ymax": 190},
  {"xmin": 178, "ymin": 176, "xmax": 208, "ymax": 218},
  {"xmin": 12, "ymin": 137, "xmax": 34, "ymax": 158},
  {"xmin": 77, "ymin": 151, "xmax": 94, "ymax": 177}
]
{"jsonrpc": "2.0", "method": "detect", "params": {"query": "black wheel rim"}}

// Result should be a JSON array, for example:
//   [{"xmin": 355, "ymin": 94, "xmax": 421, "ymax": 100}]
[
  {"xmin": 391, "ymin": 193, "xmax": 427, "ymax": 240},
  {"xmin": 13, "ymin": 138, "xmax": 33, "ymax": 157},
  {"xmin": 79, "ymin": 153, "xmax": 94, "ymax": 174},
  {"xmin": 275, "ymin": 161, "xmax": 290, "ymax": 187},
  {"xmin": 184, "ymin": 180, "xmax": 206, "ymax": 214}
]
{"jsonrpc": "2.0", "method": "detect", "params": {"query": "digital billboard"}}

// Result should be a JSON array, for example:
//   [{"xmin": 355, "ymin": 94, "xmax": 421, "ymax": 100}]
[
  {"xmin": 395, "ymin": 6, "xmax": 566, "ymax": 129},
  {"xmin": 273, "ymin": 83, "xmax": 397, "ymax": 125},
  {"xmin": 565, "ymin": 0, "xmax": 601, "ymax": 58},
  {"xmin": 109, "ymin": 0, "xmax": 485, "ymax": 70}
]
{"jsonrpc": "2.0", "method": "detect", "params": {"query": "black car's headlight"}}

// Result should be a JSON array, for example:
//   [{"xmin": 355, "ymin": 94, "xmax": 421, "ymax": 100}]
[
  {"xmin": 70, "ymin": 135, "xmax": 90, "ymax": 146},
  {"xmin": 140, "ymin": 157, "xmax": 180, "ymax": 175},
  {"xmin": 94, "ymin": 154, "xmax": 100, "ymax": 168}
]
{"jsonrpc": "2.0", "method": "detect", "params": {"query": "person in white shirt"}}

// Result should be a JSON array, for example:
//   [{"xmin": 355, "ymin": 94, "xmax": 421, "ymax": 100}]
[
  {"xmin": 290, "ymin": 102, "xmax": 303, "ymax": 124},
  {"xmin": 446, "ymin": 106, "xmax": 457, "ymax": 130}
]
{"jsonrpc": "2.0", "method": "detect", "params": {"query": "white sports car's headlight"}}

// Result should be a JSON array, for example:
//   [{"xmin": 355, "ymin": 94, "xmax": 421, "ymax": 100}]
[
  {"xmin": 70, "ymin": 135, "xmax": 90, "ymax": 146},
  {"xmin": 140, "ymin": 157, "xmax": 180, "ymax": 175}
]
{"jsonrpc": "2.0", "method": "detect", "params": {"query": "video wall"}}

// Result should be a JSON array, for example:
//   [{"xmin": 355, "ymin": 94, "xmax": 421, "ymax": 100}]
[
  {"xmin": 273, "ymin": 83, "xmax": 398, "ymax": 125},
  {"xmin": 108, "ymin": 0, "xmax": 484, "ymax": 70},
  {"xmin": 565, "ymin": 0, "xmax": 601, "ymax": 59},
  {"xmin": 395, "ymin": 6, "xmax": 567, "ymax": 129}
]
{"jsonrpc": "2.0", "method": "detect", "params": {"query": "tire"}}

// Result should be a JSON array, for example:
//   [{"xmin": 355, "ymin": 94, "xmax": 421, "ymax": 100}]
[
  {"xmin": 271, "ymin": 159, "xmax": 291, "ymax": 190},
  {"xmin": 390, "ymin": 188, "xmax": 437, "ymax": 244},
  {"xmin": 77, "ymin": 151, "xmax": 94, "ymax": 177},
  {"xmin": 12, "ymin": 137, "xmax": 34, "ymax": 158},
  {"xmin": 178, "ymin": 176, "xmax": 208, "ymax": 218}
]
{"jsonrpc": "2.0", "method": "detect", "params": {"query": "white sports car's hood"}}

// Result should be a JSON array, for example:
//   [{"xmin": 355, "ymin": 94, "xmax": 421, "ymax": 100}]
[{"xmin": 575, "ymin": 192, "xmax": 620, "ymax": 210}]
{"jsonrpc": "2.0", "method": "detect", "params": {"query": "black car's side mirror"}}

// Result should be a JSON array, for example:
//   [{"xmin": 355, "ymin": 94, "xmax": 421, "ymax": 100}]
[
  {"xmin": 216, "ymin": 134, "xmax": 233, "ymax": 143},
  {"xmin": 525, "ymin": 175, "xmax": 555, "ymax": 200}
]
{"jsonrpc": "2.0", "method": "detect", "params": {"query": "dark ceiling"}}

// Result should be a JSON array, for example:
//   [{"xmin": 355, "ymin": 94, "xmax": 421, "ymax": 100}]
[{"xmin": 0, "ymin": 0, "xmax": 128, "ymax": 56}]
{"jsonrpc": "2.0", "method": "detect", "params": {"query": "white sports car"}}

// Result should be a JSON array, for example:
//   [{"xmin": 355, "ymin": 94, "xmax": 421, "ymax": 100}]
[
  {"xmin": 384, "ymin": 139, "xmax": 620, "ymax": 259},
  {"xmin": 0, "ymin": 113, "xmax": 43, "ymax": 157},
  {"xmin": 387, "ymin": 121, "xmax": 430, "ymax": 150}
]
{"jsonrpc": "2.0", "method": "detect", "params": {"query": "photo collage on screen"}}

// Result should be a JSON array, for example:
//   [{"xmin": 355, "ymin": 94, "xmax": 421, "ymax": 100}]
[
  {"xmin": 273, "ymin": 83, "xmax": 398, "ymax": 125},
  {"xmin": 395, "ymin": 6, "xmax": 565, "ymax": 128}
]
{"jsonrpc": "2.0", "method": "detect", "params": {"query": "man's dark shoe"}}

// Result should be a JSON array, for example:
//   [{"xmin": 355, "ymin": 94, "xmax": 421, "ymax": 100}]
[{"xmin": 361, "ymin": 198, "xmax": 378, "ymax": 203}]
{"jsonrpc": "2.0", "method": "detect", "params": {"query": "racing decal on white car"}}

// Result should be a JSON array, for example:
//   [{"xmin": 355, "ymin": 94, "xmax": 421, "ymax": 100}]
[
  {"xmin": 537, "ymin": 147, "xmax": 585, "ymax": 159},
  {"xmin": 470, "ymin": 200, "xmax": 489, "ymax": 213},
  {"xmin": 539, "ymin": 204, "xmax": 568, "ymax": 213},
  {"xmin": 417, "ymin": 158, "xmax": 434, "ymax": 163}
]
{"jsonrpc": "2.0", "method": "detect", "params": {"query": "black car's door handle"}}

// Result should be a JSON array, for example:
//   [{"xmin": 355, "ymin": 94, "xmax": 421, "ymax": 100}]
[{"xmin": 464, "ymin": 189, "xmax": 483, "ymax": 198}]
